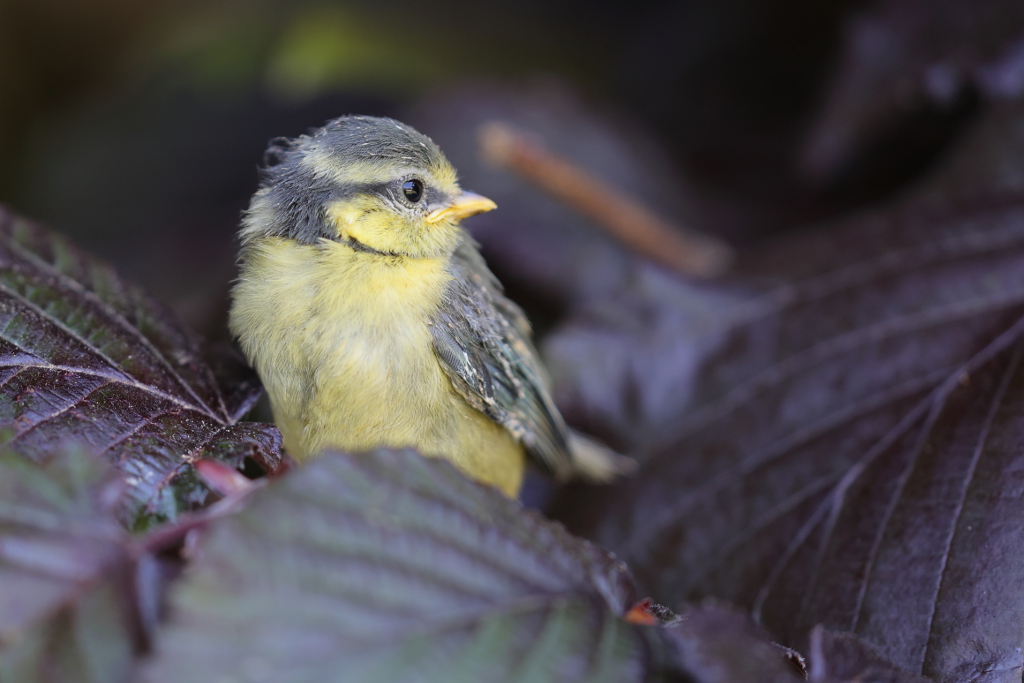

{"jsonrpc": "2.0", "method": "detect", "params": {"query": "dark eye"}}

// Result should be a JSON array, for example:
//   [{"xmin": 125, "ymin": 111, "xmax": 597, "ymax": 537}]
[{"xmin": 402, "ymin": 179, "xmax": 424, "ymax": 203}]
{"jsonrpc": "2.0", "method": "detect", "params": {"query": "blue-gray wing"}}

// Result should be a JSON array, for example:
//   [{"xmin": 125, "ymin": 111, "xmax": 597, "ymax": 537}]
[{"xmin": 430, "ymin": 235, "xmax": 575, "ymax": 478}]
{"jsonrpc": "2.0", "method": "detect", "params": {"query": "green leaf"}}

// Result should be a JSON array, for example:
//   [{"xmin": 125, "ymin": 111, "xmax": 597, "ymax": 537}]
[
  {"xmin": 144, "ymin": 449, "xmax": 670, "ymax": 683},
  {"xmin": 0, "ymin": 206, "xmax": 280, "ymax": 528},
  {"xmin": 0, "ymin": 448, "xmax": 138, "ymax": 683}
]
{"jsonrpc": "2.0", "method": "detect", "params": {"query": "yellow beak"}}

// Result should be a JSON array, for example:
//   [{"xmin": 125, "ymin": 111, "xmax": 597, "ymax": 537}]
[{"xmin": 426, "ymin": 191, "xmax": 497, "ymax": 224}]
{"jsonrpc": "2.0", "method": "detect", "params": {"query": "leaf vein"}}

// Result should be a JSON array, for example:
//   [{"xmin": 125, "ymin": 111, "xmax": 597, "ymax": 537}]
[
  {"xmin": 849, "ymin": 315, "xmax": 1024, "ymax": 632},
  {"xmin": 0, "ymin": 361, "xmax": 221, "ymax": 419},
  {"xmin": 917, "ymin": 343, "xmax": 1021, "ymax": 670},
  {"xmin": 12, "ymin": 379, "xmax": 115, "ymax": 440},
  {"xmin": 0, "ymin": 270, "xmax": 220, "ymax": 420},
  {"xmin": 656, "ymin": 289, "xmax": 1024, "ymax": 451}
]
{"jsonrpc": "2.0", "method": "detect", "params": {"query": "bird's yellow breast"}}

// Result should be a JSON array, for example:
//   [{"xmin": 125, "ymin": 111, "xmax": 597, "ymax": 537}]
[{"xmin": 229, "ymin": 237, "xmax": 525, "ymax": 496}]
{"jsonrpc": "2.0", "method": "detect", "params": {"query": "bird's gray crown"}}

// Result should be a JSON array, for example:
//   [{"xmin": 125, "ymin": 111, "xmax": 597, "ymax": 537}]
[{"xmin": 241, "ymin": 115, "xmax": 449, "ymax": 244}]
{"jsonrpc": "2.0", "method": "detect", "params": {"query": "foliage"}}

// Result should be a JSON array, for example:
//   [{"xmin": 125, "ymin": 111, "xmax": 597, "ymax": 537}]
[
  {"xmin": 2, "ymin": 0, "xmax": 1024, "ymax": 681},
  {"xmin": 550, "ymin": 196, "xmax": 1024, "ymax": 678},
  {"xmin": 0, "ymin": 207, "xmax": 279, "ymax": 529},
  {"xmin": 0, "ymin": 202, "xmax": 936, "ymax": 682},
  {"xmin": 0, "ymin": 449, "xmax": 136, "ymax": 683}
]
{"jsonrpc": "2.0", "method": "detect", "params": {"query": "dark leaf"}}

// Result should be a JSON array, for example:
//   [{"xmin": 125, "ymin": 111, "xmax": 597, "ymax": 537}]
[
  {"xmin": 808, "ymin": 628, "xmax": 932, "ymax": 683},
  {"xmin": 762, "ymin": 328, "xmax": 1024, "ymax": 681},
  {"xmin": 0, "ymin": 448, "xmax": 139, "ymax": 683},
  {"xmin": 548, "ymin": 196, "xmax": 1024, "ymax": 450},
  {"xmin": 0, "ymin": 206, "xmax": 280, "ymax": 528},
  {"xmin": 548, "ymin": 194, "xmax": 1024, "ymax": 680},
  {"xmin": 802, "ymin": 0, "xmax": 1024, "ymax": 178},
  {"xmin": 920, "ymin": 100, "xmax": 1024, "ymax": 202},
  {"xmin": 143, "ymin": 449, "xmax": 684, "ymax": 683},
  {"xmin": 660, "ymin": 604, "xmax": 805, "ymax": 683},
  {"xmin": 143, "ymin": 449, "xmax": 815, "ymax": 682}
]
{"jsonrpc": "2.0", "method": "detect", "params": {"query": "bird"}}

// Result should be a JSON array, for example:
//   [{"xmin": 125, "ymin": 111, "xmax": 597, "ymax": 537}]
[{"xmin": 229, "ymin": 115, "xmax": 628, "ymax": 497}]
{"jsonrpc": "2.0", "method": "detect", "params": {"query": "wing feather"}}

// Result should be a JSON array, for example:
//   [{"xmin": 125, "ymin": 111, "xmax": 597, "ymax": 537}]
[{"xmin": 430, "ymin": 235, "xmax": 575, "ymax": 478}]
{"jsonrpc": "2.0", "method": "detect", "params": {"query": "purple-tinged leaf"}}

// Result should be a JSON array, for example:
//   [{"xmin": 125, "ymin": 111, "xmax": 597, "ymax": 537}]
[
  {"xmin": 0, "ymin": 206, "xmax": 280, "ymax": 528},
  {"xmin": 660, "ymin": 604, "xmax": 805, "ymax": 683},
  {"xmin": 802, "ymin": 0, "xmax": 1024, "ymax": 178},
  {"xmin": 920, "ymin": 102, "xmax": 1024, "ymax": 202},
  {"xmin": 0, "ymin": 448, "xmax": 139, "ymax": 683},
  {"xmin": 549, "ymin": 197, "xmax": 1024, "ymax": 453},
  {"xmin": 144, "ymin": 449, "xmax": 688, "ymax": 683},
  {"xmin": 142, "ymin": 449, "xmax": 832, "ymax": 682},
  {"xmin": 808, "ymin": 628, "xmax": 932, "ymax": 683},
  {"xmin": 755, "ymin": 326, "xmax": 1024, "ymax": 680},
  {"xmin": 548, "ymin": 194, "xmax": 1024, "ymax": 680}
]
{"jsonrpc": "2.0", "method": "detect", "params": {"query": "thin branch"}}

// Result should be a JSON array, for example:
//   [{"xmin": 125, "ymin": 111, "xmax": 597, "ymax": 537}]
[{"xmin": 478, "ymin": 121, "xmax": 734, "ymax": 278}]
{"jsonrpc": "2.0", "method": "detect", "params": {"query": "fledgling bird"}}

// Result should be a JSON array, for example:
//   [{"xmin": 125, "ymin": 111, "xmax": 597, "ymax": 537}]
[{"xmin": 229, "ymin": 115, "xmax": 628, "ymax": 497}]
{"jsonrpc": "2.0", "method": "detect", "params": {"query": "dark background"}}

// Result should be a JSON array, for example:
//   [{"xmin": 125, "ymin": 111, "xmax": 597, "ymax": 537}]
[{"xmin": 7, "ymin": 0, "xmax": 1012, "ymax": 343}]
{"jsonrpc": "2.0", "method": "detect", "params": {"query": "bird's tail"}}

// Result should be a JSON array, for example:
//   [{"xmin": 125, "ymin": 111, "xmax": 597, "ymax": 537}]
[{"xmin": 567, "ymin": 430, "xmax": 636, "ymax": 483}]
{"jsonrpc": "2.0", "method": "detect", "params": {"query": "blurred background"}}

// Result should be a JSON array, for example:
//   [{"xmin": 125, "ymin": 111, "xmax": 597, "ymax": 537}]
[{"xmin": 1, "ymin": 0, "xmax": 1023, "ymax": 345}]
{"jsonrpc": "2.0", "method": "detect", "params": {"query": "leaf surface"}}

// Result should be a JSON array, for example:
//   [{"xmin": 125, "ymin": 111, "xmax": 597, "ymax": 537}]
[
  {"xmin": 143, "ymin": 449, "xmax": 668, "ymax": 682},
  {"xmin": 145, "ymin": 448, "xmax": 850, "ymax": 683},
  {"xmin": 0, "ymin": 206, "xmax": 280, "ymax": 527},
  {"xmin": 548, "ymin": 195, "xmax": 1024, "ymax": 680},
  {"xmin": 659, "ymin": 605, "xmax": 805, "ymax": 683},
  {"xmin": 802, "ymin": 0, "xmax": 1024, "ymax": 177},
  {"xmin": 807, "ymin": 628, "xmax": 932, "ymax": 683},
  {"xmin": 0, "ymin": 449, "xmax": 138, "ymax": 683}
]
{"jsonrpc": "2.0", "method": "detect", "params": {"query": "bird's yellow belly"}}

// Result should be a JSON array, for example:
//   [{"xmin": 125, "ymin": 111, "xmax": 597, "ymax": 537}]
[
  {"xmin": 294, "ymin": 326, "xmax": 525, "ymax": 496},
  {"xmin": 232, "ymin": 238, "xmax": 525, "ymax": 497}
]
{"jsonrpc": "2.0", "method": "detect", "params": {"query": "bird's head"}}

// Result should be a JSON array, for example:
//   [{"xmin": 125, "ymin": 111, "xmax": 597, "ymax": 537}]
[{"xmin": 240, "ymin": 115, "xmax": 495, "ymax": 259}]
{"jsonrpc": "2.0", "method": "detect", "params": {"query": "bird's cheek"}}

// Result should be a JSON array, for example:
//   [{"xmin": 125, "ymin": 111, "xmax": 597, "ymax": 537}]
[
  {"xmin": 326, "ymin": 204, "xmax": 385, "ymax": 247},
  {"xmin": 358, "ymin": 217, "xmax": 419, "ymax": 254},
  {"xmin": 325, "ymin": 205, "xmax": 359, "ymax": 241}
]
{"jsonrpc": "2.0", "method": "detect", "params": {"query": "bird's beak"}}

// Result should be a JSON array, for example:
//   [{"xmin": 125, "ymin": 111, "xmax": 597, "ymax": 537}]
[{"xmin": 426, "ymin": 191, "xmax": 497, "ymax": 223}]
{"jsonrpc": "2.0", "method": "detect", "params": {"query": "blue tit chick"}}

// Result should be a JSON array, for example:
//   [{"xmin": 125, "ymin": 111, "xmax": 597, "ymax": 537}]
[{"xmin": 229, "ymin": 115, "xmax": 627, "ymax": 497}]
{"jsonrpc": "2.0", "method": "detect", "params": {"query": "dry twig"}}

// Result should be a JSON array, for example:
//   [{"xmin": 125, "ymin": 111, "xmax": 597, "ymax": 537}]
[{"xmin": 478, "ymin": 122, "xmax": 733, "ymax": 278}]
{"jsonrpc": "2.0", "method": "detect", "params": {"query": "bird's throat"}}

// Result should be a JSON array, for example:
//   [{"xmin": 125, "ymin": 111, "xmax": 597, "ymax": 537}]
[{"xmin": 341, "ymin": 235, "xmax": 401, "ymax": 258}]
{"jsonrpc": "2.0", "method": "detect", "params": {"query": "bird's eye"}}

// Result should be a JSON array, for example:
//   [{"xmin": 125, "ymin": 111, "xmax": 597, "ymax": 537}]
[{"xmin": 402, "ymin": 179, "xmax": 424, "ymax": 203}]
